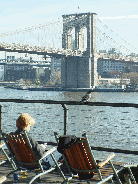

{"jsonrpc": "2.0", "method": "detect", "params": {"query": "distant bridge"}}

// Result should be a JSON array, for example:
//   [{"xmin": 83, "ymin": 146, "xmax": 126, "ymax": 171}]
[
  {"xmin": 0, "ymin": 42, "xmax": 83, "ymax": 58},
  {"xmin": 0, "ymin": 12, "xmax": 137, "ymax": 88},
  {"xmin": 0, "ymin": 13, "xmax": 137, "ymax": 60}
]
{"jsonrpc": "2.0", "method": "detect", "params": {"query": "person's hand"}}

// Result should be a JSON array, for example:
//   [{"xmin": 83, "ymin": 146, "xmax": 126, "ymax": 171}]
[{"xmin": 40, "ymin": 143, "xmax": 47, "ymax": 150}]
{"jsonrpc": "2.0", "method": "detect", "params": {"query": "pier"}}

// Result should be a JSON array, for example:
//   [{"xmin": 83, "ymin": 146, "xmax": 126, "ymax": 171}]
[
  {"xmin": 1, "ymin": 157, "xmax": 135, "ymax": 183},
  {"xmin": 0, "ymin": 99, "xmax": 138, "ymax": 183}
]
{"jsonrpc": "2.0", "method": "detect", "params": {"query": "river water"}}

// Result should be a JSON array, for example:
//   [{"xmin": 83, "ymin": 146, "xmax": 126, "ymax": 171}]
[{"xmin": 0, "ymin": 86, "xmax": 138, "ymax": 164}]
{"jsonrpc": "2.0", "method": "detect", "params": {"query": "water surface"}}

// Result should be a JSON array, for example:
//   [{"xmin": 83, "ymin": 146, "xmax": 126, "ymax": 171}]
[{"xmin": 0, "ymin": 87, "xmax": 138, "ymax": 164}]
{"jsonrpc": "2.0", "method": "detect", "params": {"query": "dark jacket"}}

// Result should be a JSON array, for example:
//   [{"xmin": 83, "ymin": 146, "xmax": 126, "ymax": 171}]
[{"xmin": 10, "ymin": 129, "xmax": 45, "ymax": 160}]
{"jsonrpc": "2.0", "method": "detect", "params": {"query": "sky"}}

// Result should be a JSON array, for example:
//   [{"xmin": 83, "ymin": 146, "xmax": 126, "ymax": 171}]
[{"xmin": 0, "ymin": 0, "xmax": 138, "ymax": 54}]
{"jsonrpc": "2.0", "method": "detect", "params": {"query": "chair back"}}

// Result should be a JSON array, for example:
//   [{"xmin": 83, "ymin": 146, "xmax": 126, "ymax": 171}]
[
  {"xmin": 64, "ymin": 137, "xmax": 96, "ymax": 178},
  {"xmin": 2, "ymin": 132, "xmax": 38, "ymax": 168}
]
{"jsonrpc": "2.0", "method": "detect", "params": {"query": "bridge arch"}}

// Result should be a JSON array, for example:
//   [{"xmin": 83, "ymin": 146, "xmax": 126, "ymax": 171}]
[{"xmin": 62, "ymin": 12, "xmax": 97, "ymax": 57}]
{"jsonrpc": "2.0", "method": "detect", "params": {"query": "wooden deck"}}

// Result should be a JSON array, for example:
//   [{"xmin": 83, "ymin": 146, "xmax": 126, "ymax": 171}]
[
  {"xmin": 0, "ymin": 162, "xmax": 106, "ymax": 184},
  {"xmin": 0, "ymin": 150, "xmax": 137, "ymax": 184},
  {"xmin": 0, "ymin": 162, "xmax": 117, "ymax": 184}
]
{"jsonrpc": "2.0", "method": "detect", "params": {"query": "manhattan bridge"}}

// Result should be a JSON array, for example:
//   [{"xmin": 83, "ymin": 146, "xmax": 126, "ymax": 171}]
[{"xmin": 0, "ymin": 12, "xmax": 137, "ymax": 88}]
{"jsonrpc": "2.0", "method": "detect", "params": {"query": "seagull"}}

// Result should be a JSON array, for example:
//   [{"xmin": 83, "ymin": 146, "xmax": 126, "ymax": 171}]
[{"xmin": 80, "ymin": 89, "xmax": 93, "ymax": 103}]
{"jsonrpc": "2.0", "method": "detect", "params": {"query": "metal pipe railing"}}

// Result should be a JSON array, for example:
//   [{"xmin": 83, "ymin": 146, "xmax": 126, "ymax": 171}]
[
  {"xmin": 0, "ymin": 99, "xmax": 138, "ymax": 137},
  {"xmin": 0, "ymin": 99, "xmax": 138, "ymax": 155},
  {"xmin": 61, "ymin": 104, "xmax": 68, "ymax": 135},
  {"xmin": 0, "ymin": 99, "xmax": 138, "ymax": 108}
]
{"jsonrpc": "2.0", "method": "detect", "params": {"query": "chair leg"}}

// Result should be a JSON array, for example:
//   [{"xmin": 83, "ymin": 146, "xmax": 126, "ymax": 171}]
[
  {"xmin": 86, "ymin": 179, "xmax": 90, "ymax": 184},
  {"xmin": 109, "ymin": 178, "xmax": 114, "ymax": 183},
  {"xmin": 124, "ymin": 174, "xmax": 132, "ymax": 184},
  {"xmin": 109, "ymin": 161, "xmax": 122, "ymax": 184},
  {"xmin": 1, "ymin": 147, "xmax": 17, "ymax": 170},
  {"xmin": 35, "ymin": 169, "xmax": 41, "ymax": 181},
  {"xmin": 29, "ymin": 167, "xmax": 55, "ymax": 184},
  {"xmin": 62, "ymin": 181, "xmax": 69, "ymax": 184},
  {"xmin": 97, "ymin": 168, "xmax": 102, "ymax": 181},
  {"xmin": 50, "ymin": 153, "xmax": 67, "ymax": 182},
  {"xmin": 127, "ymin": 167, "xmax": 136, "ymax": 183}
]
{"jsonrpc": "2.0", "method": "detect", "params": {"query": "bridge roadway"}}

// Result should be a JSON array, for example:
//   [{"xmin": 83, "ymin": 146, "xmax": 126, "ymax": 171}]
[
  {"xmin": 0, "ymin": 42, "xmax": 138, "ymax": 63},
  {"xmin": 0, "ymin": 47, "xmax": 66, "ymax": 59},
  {"xmin": 0, "ymin": 43, "xmax": 83, "ymax": 58},
  {"xmin": 0, "ymin": 60, "xmax": 51, "ymax": 66}
]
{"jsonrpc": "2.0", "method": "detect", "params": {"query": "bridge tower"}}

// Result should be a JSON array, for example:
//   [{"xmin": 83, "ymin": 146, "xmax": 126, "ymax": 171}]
[{"xmin": 61, "ymin": 12, "xmax": 98, "ymax": 89}]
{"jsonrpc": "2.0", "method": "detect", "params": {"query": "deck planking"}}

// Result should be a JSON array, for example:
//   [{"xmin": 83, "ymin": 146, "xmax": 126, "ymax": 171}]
[{"xmin": 0, "ymin": 150, "xmax": 137, "ymax": 184}]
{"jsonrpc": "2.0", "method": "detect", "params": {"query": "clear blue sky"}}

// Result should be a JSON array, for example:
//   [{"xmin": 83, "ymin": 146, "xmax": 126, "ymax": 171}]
[{"xmin": 0, "ymin": 0, "xmax": 138, "ymax": 53}]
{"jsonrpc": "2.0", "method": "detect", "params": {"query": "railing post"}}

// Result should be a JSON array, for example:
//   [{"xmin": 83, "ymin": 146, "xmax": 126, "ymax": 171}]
[
  {"xmin": 0, "ymin": 104, "xmax": 2, "ymax": 143},
  {"xmin": 61, "ymin": 104, "xmax": 68, "ymax": 135}
]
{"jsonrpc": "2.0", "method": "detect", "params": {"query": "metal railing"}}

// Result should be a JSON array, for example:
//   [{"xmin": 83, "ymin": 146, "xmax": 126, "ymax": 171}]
[{"xmin": 0, "ymin": 99, "xmax": 138, "ymax": 156}]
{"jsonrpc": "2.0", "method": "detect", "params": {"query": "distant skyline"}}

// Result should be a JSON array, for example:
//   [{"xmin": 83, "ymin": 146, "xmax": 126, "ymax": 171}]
[{"xmin": 0, "ymin": 0, "xmax": 138, "ymax": 53}]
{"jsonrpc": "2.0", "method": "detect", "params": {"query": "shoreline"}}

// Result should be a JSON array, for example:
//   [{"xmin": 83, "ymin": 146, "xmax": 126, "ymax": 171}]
[
  {"xmin": 0, "ymin": 81, "xmax": 137, "ymax": 92},
  {"xmin": 3, "ymin": 85, "xmax": 138, "ymax": 92}
]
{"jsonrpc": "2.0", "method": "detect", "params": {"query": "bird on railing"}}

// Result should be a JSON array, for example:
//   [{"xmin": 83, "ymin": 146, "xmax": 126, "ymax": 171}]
[{"xmin": 80, "ymin": 89, "xmax": 93, "ymax": 103}]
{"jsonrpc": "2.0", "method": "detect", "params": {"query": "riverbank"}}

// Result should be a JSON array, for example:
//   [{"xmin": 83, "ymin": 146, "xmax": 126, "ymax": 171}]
[
  {"xmin": 4, "ymin": 85, "xmax": 138, "ymax": 92},
  {"xmin": 1, "ymin": 81, "xmax": 137, "ymax": 92},
  {"xmin": 29, "ymin": 86, "xmax": 93, "ymax": 92},
  {"xmin": 0, "ymin": 80, "xmax": 138, "ymax": 92},
  {"xmin": 4, "ymin": 85, "xmax": 93, "ymax": 92}
]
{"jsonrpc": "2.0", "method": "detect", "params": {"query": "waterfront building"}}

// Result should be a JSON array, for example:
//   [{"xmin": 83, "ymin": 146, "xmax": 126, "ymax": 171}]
[
  {"xmin": 98, "ymin": 76, "xmax": 130, "ymax": 85},
  {"xmin": 0, "ymin": 65, "xmax": 4, "ymax": 81},
  {"xmin": 131, "ymin": 64, "xmax": 138, "ymax": 72},
  {"xmin": 33, "ymin": 66, "xmax": 51, "ymax": 83},
  {"xmin": 97, "ymin": 59, "xmax": 125, "ymax": 75},
  {"xmin": 5, "ymin": 64, "xmax": 36, "ymax": 81},
  {"xmin": 51, "ymin": 58, "xmax": 61, "ymax": 72},
  {"xmin": 97, "ymin": 58, "xmax": 138, "ymax": 76},
  {"xmin": 4, "ymin": 63, "xmax": 51, "ymax": 83}
]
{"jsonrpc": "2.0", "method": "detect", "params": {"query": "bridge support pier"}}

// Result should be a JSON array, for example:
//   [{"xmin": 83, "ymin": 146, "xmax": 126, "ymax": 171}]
[
  {"xmin": 61, "ymin": 56, "xmax": 92, "ymax": 88},
  {"xmin": 62, "ymin": 12, "xmax": 98, "ymax": 89}
]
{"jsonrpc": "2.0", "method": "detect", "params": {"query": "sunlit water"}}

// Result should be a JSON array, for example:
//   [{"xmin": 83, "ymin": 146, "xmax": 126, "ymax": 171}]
[{"xmin": 0, "ymin": 86, "xmax": 138, "ymax": 164}]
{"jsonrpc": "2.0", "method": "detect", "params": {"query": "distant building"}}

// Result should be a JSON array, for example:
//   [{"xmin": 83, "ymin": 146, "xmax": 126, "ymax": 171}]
[
  {"xmin": 99, "ymin": 50, "xmax": 106, "ymax": 53},
  {"xmin": 51, "ymin": 58, "xmax": 61, "ymax": 72},
  {"xmin": 7, "ymin": 56, "xmax": 15, "ymax": 61},
  {"xmin": 97, "ymin": 59, "xmax": 125, "ymax": 75},
  {"xmin": 131, "ymin": 64, "xmax": 138, "ymax": 72},
  {"xmin": 33, "ymin": 66, "xmax": 51, "ymax": 83},
  {"xmin": 98, "ymin": 76, "xmax": 130, "ymax": 85},
  {"xmin": 97, "ymin": 58, "xmax": 138, "ymax": 76},
  {"xmin": 0, "ymin": 65, "xmax": 4, "ymax": 81},
  {"xmin": 108, "ymin": 48, "xmax": 116, "ymax": 54},
  {"xmin": 33, "ymin": 66, "xmax": 45, "ymax": 78},
  {"xmin": 5, "ymin": 64, "xmax": 36, "ymax": 81},
  {"xmin": 4, "ymin": 63, "xmax": 51, "ymax": 83}
]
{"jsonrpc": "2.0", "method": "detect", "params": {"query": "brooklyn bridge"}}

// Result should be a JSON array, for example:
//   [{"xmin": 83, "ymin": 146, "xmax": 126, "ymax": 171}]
[{"xmin": 0, "ymin": 12, "xmax": 137, "ymax": 88}]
